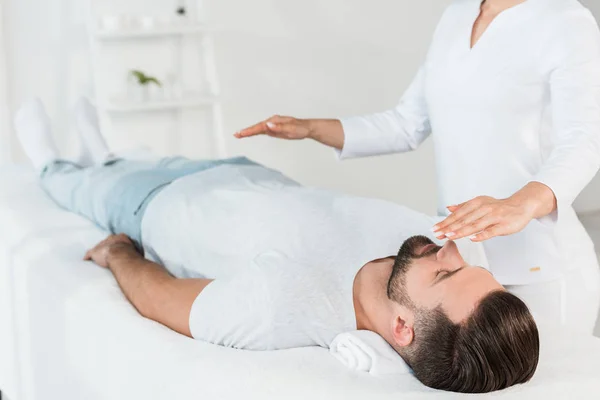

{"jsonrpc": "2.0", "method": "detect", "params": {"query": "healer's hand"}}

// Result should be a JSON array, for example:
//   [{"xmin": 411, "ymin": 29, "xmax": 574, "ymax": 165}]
[
  {"xmin": 234, "ymin": 115, "xmax": 312, "ymax": 140},
  {"xmin": 84, "ymin": 234, "xmax": 138, "ymax": 269},
  {"xmin": 432, "ymin": 183, "xmax": 557, "ymax": 242}
]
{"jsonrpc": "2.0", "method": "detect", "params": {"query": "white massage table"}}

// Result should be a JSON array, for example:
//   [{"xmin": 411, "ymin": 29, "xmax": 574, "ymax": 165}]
[{"xmin": 1, "ymin": 164, "xmax": 600, "ymax": 400}]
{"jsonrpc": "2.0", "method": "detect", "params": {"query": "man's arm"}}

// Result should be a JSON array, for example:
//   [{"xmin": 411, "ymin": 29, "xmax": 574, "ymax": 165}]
[{"xmin": 84, "ymin": 234, "xmax": 213, "ymax": 337}]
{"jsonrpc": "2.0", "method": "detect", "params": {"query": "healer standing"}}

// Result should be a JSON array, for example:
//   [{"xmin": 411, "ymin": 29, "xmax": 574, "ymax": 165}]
[{"xmin": 236, "ymin": 0, "xmax": 600, "ymax": 334}]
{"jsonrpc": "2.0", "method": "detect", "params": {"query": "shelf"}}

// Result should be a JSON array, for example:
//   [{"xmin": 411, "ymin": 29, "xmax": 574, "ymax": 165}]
[
  {"xmin": 104, "ymin": 96, "xmax": 217, "ymax": 113},
  {"xmin": 94, "ymin": 24, "xmax": 210, "ymax": 40}
]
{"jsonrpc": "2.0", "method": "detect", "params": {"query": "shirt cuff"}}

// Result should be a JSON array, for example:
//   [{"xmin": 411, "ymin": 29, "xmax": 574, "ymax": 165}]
[
  {"xmin": 334, "ymin": 117, "xmax": 379, "ymax": 160},
  {"xmin": 529, "ymin": 175, "xmax": 568, "ymax": 228}
]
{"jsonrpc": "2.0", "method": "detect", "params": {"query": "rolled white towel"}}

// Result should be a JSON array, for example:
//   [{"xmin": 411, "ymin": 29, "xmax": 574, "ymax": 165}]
[{"xmin": 329, "ymin": 330, "xmax": 411, "ymax": 376}]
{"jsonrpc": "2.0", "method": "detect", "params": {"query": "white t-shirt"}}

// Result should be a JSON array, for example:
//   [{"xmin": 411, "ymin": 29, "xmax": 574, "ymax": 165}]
[
  {"xmin": 141, "ymin": 164, "xmax": 485, "ymax": 350},
  {"xmin": 338, "ymin": 0, "xmax": 600, "ymax": 284}
]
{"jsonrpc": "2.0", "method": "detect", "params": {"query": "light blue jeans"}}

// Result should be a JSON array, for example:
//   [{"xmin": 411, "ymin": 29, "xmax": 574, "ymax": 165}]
[{"xmin": 41, "ymin": 156, "xmax": 257, "ymax": 246}]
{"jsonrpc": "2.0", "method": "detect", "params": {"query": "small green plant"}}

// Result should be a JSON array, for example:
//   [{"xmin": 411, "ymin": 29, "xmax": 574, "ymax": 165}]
[{"xmin": 130, "ymin": 70, "xmax": 162, "ymax": 86}]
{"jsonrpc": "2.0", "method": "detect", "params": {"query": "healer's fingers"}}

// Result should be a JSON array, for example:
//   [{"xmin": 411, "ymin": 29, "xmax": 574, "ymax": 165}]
[
  {"xmin": 235, "ymin": 121, "xmax": 269, "ymax": 138},
  {"xmin": 446, "ymin": 205, "xmax": 461, "ymax": 213},
  {"xmin": 433, "ymin": 199, "xmax": 482, "ymax": 235},
  {"xmin": 447, "ymin": 215, "xmax": 498, "ymax": 241},
  {"xmin": 470, "ymin": 224, "xmax": 506, "ymax": 242},
  {"xmin": 235, "ymin": 115, "xmax": 294, "ymax": 138},
  {"xmin": 441, "ymin": 207, "xmax": 493, "ymax": 239},
  {"xmin": 264, "ymin": 116, "xmax": 296, "ymax": 134},
  {"xmin": 446, "ymin": 201, "xmax": 466, "ymax": 213},
  {"xmin": 265, "ymin": 121, "xmax": 283, "ymax": 132}
]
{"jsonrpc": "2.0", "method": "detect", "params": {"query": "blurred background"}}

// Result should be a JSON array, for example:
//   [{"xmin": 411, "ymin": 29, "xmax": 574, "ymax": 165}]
[{"xmin": 0, "ymin": 0, "xmax": 599, "ymax": 216}]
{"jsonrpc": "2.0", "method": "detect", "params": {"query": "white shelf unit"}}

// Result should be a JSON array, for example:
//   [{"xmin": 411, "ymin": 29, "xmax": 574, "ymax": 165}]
[
  {"xmin": 104, "ymin": 95, "xmax": 217, "ymax": 113},
  {"xmin": 87, "ymin": 1, "xmax": 226, "ymax": 158},
  {"xmin": 94, "ymin": 23, "xmax": 211, "ymax": 40}
]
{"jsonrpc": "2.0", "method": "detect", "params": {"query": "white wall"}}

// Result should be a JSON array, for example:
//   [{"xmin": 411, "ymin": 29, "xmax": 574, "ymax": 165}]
[
  {"xmin": 208, "ymin": 0, "xmax": 450, "ymax": 214},
  {"xmin": 0, "ymin": 2, "xmax": 11, "ymax": 164},
  {"xmin": 2, "ymin": 0, "xmax": 599, "ymax": 216},
  {"xmin": 577, "ymin": 0, "xmax": 600, "ymax": 213},
  {"xmin": 3, "ymin": 0, "xmax": 93, "ymax": 159}
]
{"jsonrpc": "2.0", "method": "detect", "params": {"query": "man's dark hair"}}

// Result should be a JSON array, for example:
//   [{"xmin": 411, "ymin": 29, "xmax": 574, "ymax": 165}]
[
  {"xmin": 397, "ymin": 290, "xmax": 539, "ymax": 393},
  {"xmin": 386, "ymin": 235, "xmax": 539, "ymax": 392}
]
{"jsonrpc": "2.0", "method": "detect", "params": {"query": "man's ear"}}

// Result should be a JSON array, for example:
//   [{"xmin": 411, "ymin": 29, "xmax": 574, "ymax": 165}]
[{"xmin": 392, "ymin": 315, "xmax": 414, "ymax": 348}]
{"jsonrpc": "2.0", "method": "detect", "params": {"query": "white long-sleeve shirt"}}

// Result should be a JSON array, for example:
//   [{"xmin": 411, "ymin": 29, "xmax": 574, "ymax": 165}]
[{"xmin": 339, "ymin": 0, "xmax": 600, "ymax": 285}]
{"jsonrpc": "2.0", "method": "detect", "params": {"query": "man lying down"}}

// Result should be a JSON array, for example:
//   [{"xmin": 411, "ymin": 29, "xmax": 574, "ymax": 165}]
[{"xmin": 16, "ymin": 98, "xmax": 539, "ymax": 393}]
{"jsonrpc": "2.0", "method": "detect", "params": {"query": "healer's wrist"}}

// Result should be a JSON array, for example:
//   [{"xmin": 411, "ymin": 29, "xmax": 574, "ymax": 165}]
[
  {"xmin": 509, "ymin": 182, "xmax": 557, "ymax": 220},
  {"xmin": 305, "ymin": 119, "xmax": 318, "ymax": 140}
]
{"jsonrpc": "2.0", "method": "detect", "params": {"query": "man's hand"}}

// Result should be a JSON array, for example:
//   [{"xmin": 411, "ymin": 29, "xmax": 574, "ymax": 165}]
[
  {"xmin": 432, "ymin": 182, "xmax": 556, "ymax": 242},
  {"xmin": 84, "ymin": 234, "xmax": 138, "ymax": 268},
  {"xmin": 85, "ymin": 234, "xmax": 212, "ymax": 338},
  {"xmin": 234, "ymin": 115, "xmax": 313, "ymax": 140}
]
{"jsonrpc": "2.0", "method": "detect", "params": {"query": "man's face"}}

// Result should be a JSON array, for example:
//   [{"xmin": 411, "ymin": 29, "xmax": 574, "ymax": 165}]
[{"xmin": 390, "ymin": 235, "xmax": 504, "ymax": 323}]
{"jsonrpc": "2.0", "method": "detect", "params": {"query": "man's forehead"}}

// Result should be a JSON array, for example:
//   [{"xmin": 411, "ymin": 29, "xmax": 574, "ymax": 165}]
[
  {"xmin": 402, "ymin": 256, "xmax": 502, "ymax": 317},
  {"xmin": 437, "ymin": 267, "xmax": 503, "ymax": 323}
]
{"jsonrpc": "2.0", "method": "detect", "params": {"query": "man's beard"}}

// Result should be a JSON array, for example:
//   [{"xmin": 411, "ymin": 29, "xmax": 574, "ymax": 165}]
[{"xmin": 387, "ymin": 235, "xmax": 441, "ymax": 305}]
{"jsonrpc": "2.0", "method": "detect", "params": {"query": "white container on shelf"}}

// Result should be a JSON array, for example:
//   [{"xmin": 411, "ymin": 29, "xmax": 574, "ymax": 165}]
[
  {"xmin": 148, "ymin": 84, "xmax": 164, "ymax": 101},
  {"xmin": 99, "ymin": 15, "xmax": 123, "ymax": 31},
  {"xmin": 126, "ymin": 74, "xmax": 137, "ymax": 101},
  {"xmin": 127, "ymin": 75, "xmax": 149, "ymax": 103},
  {"xmin": 134, "ymin": 85, "xmax": 150, "ymax": 102},
  {"xmin": 139, "ymin": 16, "xmax": 156, "ymax": 30}
]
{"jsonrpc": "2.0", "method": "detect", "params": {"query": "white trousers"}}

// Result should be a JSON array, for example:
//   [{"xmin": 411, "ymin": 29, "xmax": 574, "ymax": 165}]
[{"xmin": 506, "ymin": 261, "xmax": 600, "ymax": 336}]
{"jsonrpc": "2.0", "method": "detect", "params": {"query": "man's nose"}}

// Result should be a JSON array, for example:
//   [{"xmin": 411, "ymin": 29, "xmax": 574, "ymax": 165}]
[{"xmin": 436, "ymin": 240, "xmax": 461, "ymax": 265}]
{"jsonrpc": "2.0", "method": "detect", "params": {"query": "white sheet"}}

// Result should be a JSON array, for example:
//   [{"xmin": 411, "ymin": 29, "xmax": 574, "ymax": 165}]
[{"xmin": 1, "ymin": 165, "xmax": 600, "ymax": 400}]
